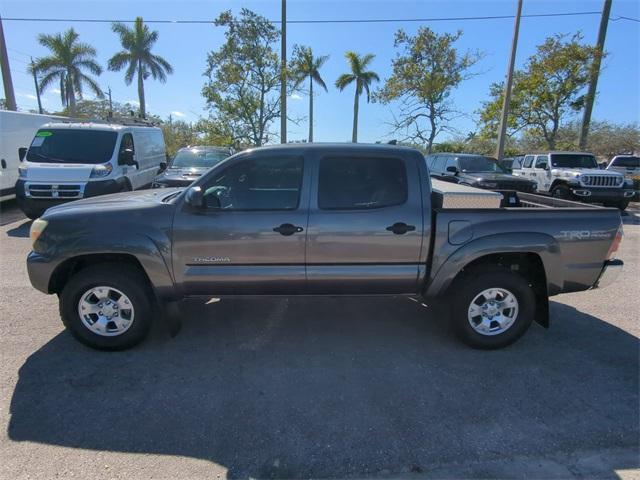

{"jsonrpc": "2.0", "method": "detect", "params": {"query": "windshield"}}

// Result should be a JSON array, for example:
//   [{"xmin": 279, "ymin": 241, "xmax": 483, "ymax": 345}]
[
  {"xmin": 171, "ymin": 149, "xmax": 229, "ymax": 168},
  {"xmin": 26, "ymin": 129, "xmax": 117, "ymax": 164},
  {"xmin": 550, "ymin": 154, "xmax": 597, "ymax": 169},
  {"xmin": 611, "ymin": 156, "xmax": 640, "ymax": 168},
  {"xmin": 458, "ymin": 156, "xmax": 506, "ymax": 173}
]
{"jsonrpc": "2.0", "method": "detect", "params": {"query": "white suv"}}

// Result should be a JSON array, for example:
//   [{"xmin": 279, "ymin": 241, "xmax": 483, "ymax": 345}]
[{"xmin": 513, "ymin": 151, "xmax": 635, "ymax": 210}]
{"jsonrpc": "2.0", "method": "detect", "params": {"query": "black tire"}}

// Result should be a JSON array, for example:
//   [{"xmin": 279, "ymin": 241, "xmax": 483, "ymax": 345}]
[
  {"xmin": 616, "ymin": 199, "xmax": 630, "ymax": 211},
  {"xmin": 24, "ymin": 210, "xmax": 43, "ymax": 220},
  {"xmin": 448, "ymin": 266, "xmax": 536, "ymax": 349},
  {"xmin": 59, "ymin": 264, "xmax": 154, "ymax": 350},
  {"xmin": 551, "ymin": 183, "xmax": 572, "ymax": 200}
]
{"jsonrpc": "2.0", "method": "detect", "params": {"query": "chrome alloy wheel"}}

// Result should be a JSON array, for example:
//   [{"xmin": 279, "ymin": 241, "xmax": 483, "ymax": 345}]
[
  {"xmin": 77, "ymin": 286, "xmax": 135, "ymax": 337},
  {"xmin": 467, "ymin": 288, "xmax": 519, "ymax": 336}
]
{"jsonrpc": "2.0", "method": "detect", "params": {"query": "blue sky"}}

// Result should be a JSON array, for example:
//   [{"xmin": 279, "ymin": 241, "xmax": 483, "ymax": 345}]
[{"xmin": 2, "ymin": 0, "xmax": 639, "ymax": 144}]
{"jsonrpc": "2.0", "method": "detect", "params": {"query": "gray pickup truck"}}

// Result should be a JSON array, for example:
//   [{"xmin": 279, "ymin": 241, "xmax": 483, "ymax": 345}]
[{"xmin": 26, "ymin": 144, "xmax": 624, "ymax": 351}]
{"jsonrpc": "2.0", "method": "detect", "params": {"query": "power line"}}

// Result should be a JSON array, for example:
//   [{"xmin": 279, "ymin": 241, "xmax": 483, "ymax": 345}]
[{"xmin": 2, "ymin": 11, "xmax": 628, "ymax": 25}]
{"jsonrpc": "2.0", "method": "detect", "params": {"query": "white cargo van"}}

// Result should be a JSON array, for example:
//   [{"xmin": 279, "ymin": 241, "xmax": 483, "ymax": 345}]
[
  {"xmin": 16, "ymin": 120, "xmax": 167, "ymax": 218},
  {"xmin": 0, "ymin": 110, "xmax": 66, "ymax": 201}
]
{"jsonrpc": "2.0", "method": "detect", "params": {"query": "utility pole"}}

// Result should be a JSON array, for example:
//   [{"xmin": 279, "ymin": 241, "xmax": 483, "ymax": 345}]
[
  {"xmin": 31, "ymin": 57, "xmax": 43, "ymax": 114},
  {"xmin": 280, "ymin": 0, "xmax": 287, "ymax": 144},
  {"xmin": 579, "ymin": 0, "xmax": 611, "ymax": 151},
  {"xmin": 495, "ymin": 0, "xmax": 523, "ymax": 160},
  {"xmin": 107, "ymin": 86, "xmax": 113, "ymax": 118},
  {"xmin": 0, "ymin": 14, "xmax": 17, "ymax": 110}
]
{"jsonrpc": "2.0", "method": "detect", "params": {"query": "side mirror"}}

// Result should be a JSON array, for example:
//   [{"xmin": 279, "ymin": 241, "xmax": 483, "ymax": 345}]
[
  {"xmin": 158, "ymin": 161, "xmax": 168, "ymax": 174},
  {"xmin": 538, "ymin": 162, "xmax": 548, "ymax": 170},
  {"xmin": 18, "ymin": 147, "xmax": 27, "ymax": 162},
  {"xmin": 185, "ymin": 186, "xmax": 204, "ymax": 208},
  {"xmin": 119, "ymin": 148, "xmax": 136, "ymax": 166},
  {"xmin": 446, "ymin": 166, "xmax": 458, "ymax": 174}
]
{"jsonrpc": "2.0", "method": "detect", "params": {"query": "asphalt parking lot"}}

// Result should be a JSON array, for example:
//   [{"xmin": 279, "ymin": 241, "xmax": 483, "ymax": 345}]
[{"xmin": 0, "ymin": 201, "xmax": 638, "ymax": 479}]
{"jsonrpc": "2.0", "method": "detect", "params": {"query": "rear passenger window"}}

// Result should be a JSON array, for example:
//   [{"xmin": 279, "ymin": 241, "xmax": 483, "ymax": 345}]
[
  {"xmin": 318, "ymin": 157, "xmax": 407, "ymax": 210},
  {"xmin": 523, "ymin": 155, "xmax": 534, "ymax": 168}
]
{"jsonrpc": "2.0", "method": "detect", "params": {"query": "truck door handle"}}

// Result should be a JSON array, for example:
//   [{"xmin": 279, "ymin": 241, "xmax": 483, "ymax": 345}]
[
  {"xmin": 273, "ymin": 223, "xmax": 304, "ymax": 236},
  {"xmin": 386, "ymin": 222, "xmax": 416, "ymax": 235}
]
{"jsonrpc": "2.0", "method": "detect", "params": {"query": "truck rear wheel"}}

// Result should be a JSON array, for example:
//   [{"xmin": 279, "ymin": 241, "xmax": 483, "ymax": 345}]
[
  {"xmin": 59, "ymin": 265, "xmax": 153, "ymax": 350},
  {"xmin": 448, "ymin": 266, "xmax": 535, "ymax": 349}
]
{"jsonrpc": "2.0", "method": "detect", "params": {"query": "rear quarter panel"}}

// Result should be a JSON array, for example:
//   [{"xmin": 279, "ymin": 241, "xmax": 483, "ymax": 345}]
[{"xmin": 424, "ymin": 208, "xmax": 622, "ymax": 297}]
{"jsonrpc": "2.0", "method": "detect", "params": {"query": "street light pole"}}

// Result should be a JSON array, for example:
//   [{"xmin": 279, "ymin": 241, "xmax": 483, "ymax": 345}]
[
  {"xmin": 495, "ymin": 0, "xmax": 523, "ymax": 161},
  {"xmin": 0, "ymin": 14, "xmax": 17, "ymax": 111},
  {"xmin": 579, "ymin": 0, "xmax": 612, "ymax": 151},
  {"xmin": 280, "ymin": 0, "xmax": 287, "ymax": 144}
]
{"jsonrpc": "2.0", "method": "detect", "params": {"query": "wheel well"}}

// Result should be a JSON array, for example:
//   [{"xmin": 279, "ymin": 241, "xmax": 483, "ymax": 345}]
[
  {"xmin": 452, "ymin": 252, "xmax": 549, "ymax": 327},
  {"xmin": 550, "ymin": 179, "xmax": 568, "ymax": 191},
  {"xmin": 49, "ymin": 254, "xmax": 150, "ymax": 294},
  {"xmin": 455, "ymin": 252, "xmax": 547, "ymax": 294}
]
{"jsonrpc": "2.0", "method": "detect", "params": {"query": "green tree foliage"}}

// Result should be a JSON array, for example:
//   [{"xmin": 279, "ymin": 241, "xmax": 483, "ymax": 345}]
[
  {"xmin": 479, "ymin": 33, "xmax": 600, "ymax": 149},
  {"xmin": 161, "ymin": 118, "xmax": 234, "ymax": 157},
  {"xmin": 375, "ymin": 28, "xmax": 481, "ymax": 153},
  {"xmin": 519, "ymin": 121, "xmax": 639, "ymax": 158},
  {"xmin": 30, "ymin": 28, "xmax": 103, "ymax": 117},
  {"xmin": 202, "ymin": 9, "xmax": 284, "ymax": 146},
  {"xmin": 290, "ymin": 45, "xmax": 329, "ymax": 142},
  {"xmin": 108, "ymin": 17, "xmax": 173, "ymax": 119},
  {"xmin": 335, "ymin": 51, "xmax": 379, "ymax": 143}
]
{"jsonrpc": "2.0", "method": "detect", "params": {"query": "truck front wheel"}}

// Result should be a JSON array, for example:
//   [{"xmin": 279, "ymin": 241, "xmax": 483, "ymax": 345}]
[
  {"xmin": 448, "ymin": 266, "xmax": 535, "ymax": 349},
  {"xmin": 551, "ymin": 183, "xmax": 572, "ymax": 200},
  {"xmin": 59, "ymin": 265, "xmax": 154, "ymax": 350}
]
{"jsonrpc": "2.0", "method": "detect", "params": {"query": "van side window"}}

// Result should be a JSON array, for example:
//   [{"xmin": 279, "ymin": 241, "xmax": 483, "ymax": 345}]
[
  {"xmin": 120, "ymin": 133, "xmax": 135, "ymax": 155},
  {"xmin": 318, "ymin": 156, "xmax": 407, "ymax": 210},
  {"xmin": 523, "ymin": 155, "xmax": 534, "ymax": 168}
]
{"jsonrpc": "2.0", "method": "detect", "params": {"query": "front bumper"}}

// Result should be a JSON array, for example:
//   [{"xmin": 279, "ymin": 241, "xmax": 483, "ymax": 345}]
[
  {"xmin": 15, "ymin": 179, "xmax": 126, "ymax": 217},
  {"xmin": 593, "ymin": 259, "xmax": 623, "ymax": 289},
  {"xmin": 569, "ymin": 185, "xmax": 635, "ymax": 201},
  {"xmin": 26, "ymin": 251, "xmax": 58, "ymax": 294}
]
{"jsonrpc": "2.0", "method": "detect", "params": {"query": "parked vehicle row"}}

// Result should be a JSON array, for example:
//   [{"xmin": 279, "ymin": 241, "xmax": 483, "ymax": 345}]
[{"xmin": 26, "ymin": 143, "xmax": 624, "ymax": 352}]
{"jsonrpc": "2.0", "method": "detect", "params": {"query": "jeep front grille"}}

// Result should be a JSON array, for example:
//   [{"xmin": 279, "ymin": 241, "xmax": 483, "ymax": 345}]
[
  {"xmin": 25, "ymin": 183, "xmax": 85, "ymax": 199},
  {"xmin": 580, "ymin": 175, "xmax": 623, "ymax": 188}
]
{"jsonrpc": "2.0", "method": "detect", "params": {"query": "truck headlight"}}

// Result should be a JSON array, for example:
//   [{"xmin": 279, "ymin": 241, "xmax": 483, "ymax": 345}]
[
  {"xmin": 29, "ymin": 218, "xmax": 48, "ymax": 245},
  {"xmin": 18, "ymin": 165, "xmax": 27, "ymax": 178},
  {"xmin": 90, "ymin": 163, "xmax": 113, "ymax": 178}
]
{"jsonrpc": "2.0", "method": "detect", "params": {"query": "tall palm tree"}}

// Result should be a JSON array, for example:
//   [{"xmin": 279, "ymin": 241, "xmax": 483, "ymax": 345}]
[
  {"xmin": 335, "ymin": 52, "xmax": 379, "ymax": 143},
  {"xmin": 290, "ymin": 46, "xmax": 329, "ymax": 142},
  {"xmin": 30, "ymin": 29, "xmax": 103, "ymax": 117},
  {"xmin": 108, "ymin": 17, "xmax": 173, "ymax": 118}
]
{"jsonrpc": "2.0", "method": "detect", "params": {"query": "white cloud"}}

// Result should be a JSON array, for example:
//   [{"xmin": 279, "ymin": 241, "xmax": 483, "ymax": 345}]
[
  {"xmin": 45, "ymin": 88, "xmax": 62, "ymax": 96},
  {"xmin": 17, "ymin": 92, "xmax": 37, "ymax": 100},
  {"xmin": 290, "ymin": 93, "xmax": 303, "ymax": 100},
  {"xmin": 171, "ymin": 111, "xmax": 186, "ymax": 117},
  {"xmin": 125, "ymin": 99, "xmax": 140, "ymax": 106}
]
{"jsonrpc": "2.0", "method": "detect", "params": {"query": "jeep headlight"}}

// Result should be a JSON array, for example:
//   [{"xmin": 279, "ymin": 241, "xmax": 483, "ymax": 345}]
[
  {"xmin": 90, "ymin": 163, "xmax": 113, "ymax": 178},
  {"xmin": 29, "ymin": 218, "xmax": 48, "ymax": 245},
  {"xmin": 18, "ymin": 165, "xmax": 27, "ymax": 178}
]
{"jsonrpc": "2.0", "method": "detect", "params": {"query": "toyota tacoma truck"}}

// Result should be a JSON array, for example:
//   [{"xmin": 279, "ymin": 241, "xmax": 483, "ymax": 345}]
[
  {"xmin": 26, "ymin": 144, "xmax": 624, "ymax": 351},
  {"xmin": 513, "ymin": 151, "xmax": 635, "ymax": 209}
]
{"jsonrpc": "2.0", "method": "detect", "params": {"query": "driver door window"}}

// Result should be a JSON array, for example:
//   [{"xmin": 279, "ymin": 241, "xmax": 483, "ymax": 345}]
[{"xmin": 202, "ymin": 156, "xmax": 303, "ymax": 211}]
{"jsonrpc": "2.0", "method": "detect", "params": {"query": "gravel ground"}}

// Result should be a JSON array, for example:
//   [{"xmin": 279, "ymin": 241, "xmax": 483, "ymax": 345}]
[{"xmin": 0, "ymin": 202, "xmax": 638, "ymax": 479}]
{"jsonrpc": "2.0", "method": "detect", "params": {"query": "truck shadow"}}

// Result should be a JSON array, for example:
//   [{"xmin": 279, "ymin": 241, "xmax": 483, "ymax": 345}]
[
  {"xmin": 7, "ymin": 298, "xmax": 639, "ymax": 478},
  {"xmin": 5, "ymin": 220, "xmax": 32, "ymax": 238}
]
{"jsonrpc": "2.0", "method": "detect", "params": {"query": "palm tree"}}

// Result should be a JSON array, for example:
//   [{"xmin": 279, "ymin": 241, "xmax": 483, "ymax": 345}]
[
  {"xmin": 335, "ymin": 52, "xmax": 379, "ymax": 143},
  {"xmin": 290, "ymin": 46, "xmax": 329, "ymax": 142},
  {"xmin": 30, "ymin": 29, "xmax": 103, "ymax": 117},
  {"xmin": 108, "ymin": 17, "xmax": 173, "ymax": 118}
]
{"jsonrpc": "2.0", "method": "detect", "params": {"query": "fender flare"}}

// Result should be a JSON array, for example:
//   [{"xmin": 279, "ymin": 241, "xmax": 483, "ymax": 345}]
[{"xmin": 424, "ymin": 232, "xmax": 563, "ymax": 298}]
